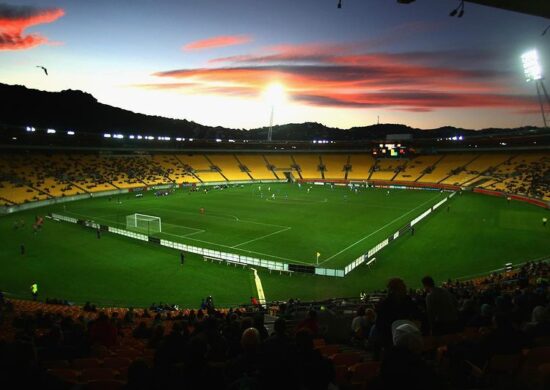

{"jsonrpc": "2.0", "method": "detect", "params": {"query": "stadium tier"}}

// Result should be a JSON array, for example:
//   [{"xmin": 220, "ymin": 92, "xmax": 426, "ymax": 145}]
[
  {"xmin": 347, "ymin": 154, "xmax": 375, "ymax": 180},
  {"xmin": 1, "ymin": 151, "xmax": 549, "ymax": 205},
  {"xmin": 235, "ymin": 154, "xmax": 277, "ymax": 180},
  {"xmin": 206, "ymin": 154, "xmax": 251, "ymax": 181},
  {"xmin": 393, "ymin": 155, "xmax": 441, "ymax": 182},
  {"xmin": 322, "ymin": 154, "xmax": 349, "ymax": 180},
  {"xmin": 292, "ymin": 154, "xmax": 321, "ymax": 180},
  {"xmin": 369, "ymin": 158, "xmax": 406, "ymax": 181},
  {"xmin": 416, "ymin": 153, "xmax": 477, "ymax": 184},
  {"xmin": 0, "ymin": 261, "xmax": 548, "ymax": 389}
]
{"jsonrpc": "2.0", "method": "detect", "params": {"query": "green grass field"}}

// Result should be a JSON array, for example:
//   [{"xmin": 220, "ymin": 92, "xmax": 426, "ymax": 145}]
[
  {"xmin": 57, "ymin": 183, "xmax": 447, "ymax": 268},
  {"xmin": 0, "ymin": 183, "xmax": 548, "ymax": 307}
]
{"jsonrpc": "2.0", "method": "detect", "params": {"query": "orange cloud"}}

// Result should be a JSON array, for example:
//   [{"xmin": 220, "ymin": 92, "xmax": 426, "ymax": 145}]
[
  {"xmin": 183, "ymin": 34, "xmax": 251, "ymax": 51},
  {"xmin": 0, "ymin": 3, "xmax": 64, "ymax": 51},
  {"xmin": 146, "ymin": 42, "xmax": 537, "ymax": 113}
]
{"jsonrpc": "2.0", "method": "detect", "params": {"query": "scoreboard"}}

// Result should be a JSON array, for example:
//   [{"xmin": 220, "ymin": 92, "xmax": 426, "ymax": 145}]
[{"xmin": 372, "ymin": 143, "xmax": 410, "ymax": 158}]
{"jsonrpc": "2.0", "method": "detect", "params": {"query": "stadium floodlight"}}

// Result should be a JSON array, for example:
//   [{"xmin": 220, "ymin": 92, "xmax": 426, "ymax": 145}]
[
  {"xmin": 104, "ymin": 133, "xmax": 111, "ymax": 138},
  {"xmin": 67, "ymin": 131, "xmax": 75, "ymax": 135},
  {"xmin": 521, "ymin": 49, "xmax": 549, "ymax": 128},
  {"xmin": 47, "ymin": 128, "xmax": 56, "ymax": 134},
  {"xmin": 521, "ymin": 49, "xmax": 542, "ymax": 82}
]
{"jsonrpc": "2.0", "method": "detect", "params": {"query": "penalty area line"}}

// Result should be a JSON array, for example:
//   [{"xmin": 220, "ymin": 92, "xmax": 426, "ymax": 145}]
[{"xmin": 231, "ymin": 227, "xmax": 291, "ymax": 248}]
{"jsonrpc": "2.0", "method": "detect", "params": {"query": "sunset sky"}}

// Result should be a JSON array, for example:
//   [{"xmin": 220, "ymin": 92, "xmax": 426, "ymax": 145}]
[{"xmin": 1, "ymin": 0, "xmax": 548, "ymax": 130}]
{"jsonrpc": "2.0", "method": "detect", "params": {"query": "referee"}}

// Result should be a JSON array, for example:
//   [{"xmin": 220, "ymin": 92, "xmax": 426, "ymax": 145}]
[{"xmin": 180, "ymin": 252, "xmax": 185, "ymax": 266}]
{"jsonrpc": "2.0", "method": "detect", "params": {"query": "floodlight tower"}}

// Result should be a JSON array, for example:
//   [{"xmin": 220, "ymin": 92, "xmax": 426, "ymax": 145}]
[
  {"xmin": 264, "ymin": 83, "xmax": 284, "ymax": 141},
  {"xmin": 521, "ymin": 49, "xmax": 550, "ymax": 128},
  {"xmin": 268, "ymin": 105, "xmax": 274, "ymax": 142}
]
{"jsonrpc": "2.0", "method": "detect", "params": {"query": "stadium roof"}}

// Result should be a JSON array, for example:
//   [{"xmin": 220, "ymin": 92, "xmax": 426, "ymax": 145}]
[{"xmin": 467, "ymin": 0, "xmax": 550, "ymax": 19}]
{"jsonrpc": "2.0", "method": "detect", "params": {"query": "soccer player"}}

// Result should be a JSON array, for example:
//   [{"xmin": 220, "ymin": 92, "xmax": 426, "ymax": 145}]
[
  {"xmin": 543, "ymin": 217, "xmax": 548, "ymax": 227},
  {"xmin": 411, "ymin": 226, "xmax": 415, "ymax": 236},
  {"xmin": 20, "ymin": 244, "xmax": 25, "ymax": 256},
  {"xmin": 200, "ymin": 207, "xmax": 205, "ymax": 215},
  {"xmin": 180, "ymin": 252, "xmax": 185, "ymax": 265},
  {"xmin": 30, "ymin": 282, "xmax": 38, "ymax": 301},
  {"xmin": 96, "ymin": 228, "xmax": 101, "ymax": 239},
  {"xmin": 272, "ymin": 193, "xmax": 275, "ymax": 199}
]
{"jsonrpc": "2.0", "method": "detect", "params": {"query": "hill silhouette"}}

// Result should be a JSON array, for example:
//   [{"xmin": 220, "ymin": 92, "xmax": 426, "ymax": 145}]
[{"xmin": 0, "ymin": 83, "xmax": 538, "ymax": 141}]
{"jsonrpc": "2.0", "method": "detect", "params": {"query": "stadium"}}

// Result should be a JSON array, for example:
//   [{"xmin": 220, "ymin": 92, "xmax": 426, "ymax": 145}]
[{"xmin": 1, "ymin": 1, "xmax": 549, "ymax": 389}]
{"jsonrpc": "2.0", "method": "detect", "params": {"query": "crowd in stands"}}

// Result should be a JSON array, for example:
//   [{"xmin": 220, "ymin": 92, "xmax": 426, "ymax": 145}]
[
  {"xmin": 482, "ymin": 156, "xmax": 550, "ymax": 200},
  {"xmin": 0, "ymin": 260, "xmax": 548, "ymax": 389},
  {"xmin": 1, "ymin": 152, "xmax": 549, "ymax": 206}
]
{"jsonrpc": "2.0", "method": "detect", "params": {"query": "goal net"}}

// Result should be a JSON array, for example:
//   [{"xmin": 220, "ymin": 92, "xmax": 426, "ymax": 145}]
[{"xmin": 126, "ymin": 213, "xmax": 162, "ymax": 234}]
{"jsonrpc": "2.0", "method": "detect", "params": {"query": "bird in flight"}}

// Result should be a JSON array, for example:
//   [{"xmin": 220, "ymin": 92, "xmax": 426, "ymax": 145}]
[{"xmin": 36, "ymin": 66, "xmax": 48, "ymax": 76}]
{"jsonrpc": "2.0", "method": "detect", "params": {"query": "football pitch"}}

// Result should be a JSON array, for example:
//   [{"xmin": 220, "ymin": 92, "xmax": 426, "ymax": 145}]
[
  {"xmin": 57, "ymin": 183, "xmax": 448, "ymax": 268},
  {"xmin": 0, "ymin": 183, "xmax": 548, "ymax": 307}
]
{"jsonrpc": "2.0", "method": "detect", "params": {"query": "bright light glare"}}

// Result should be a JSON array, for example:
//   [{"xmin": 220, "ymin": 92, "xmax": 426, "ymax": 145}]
[
  {"xmin": 264, "ymin": 83, "xmax": 285, "ymax": 106},
  {"xmin": 521, "ymin": 50, "xmax": 542, "ymax": 82}
]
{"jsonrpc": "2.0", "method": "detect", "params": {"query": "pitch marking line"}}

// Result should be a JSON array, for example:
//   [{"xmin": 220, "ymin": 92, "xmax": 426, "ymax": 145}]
[
  {"xmin": 63, "ymin": 210, "xmax": 205, "ymax": 236},
  {"xmin": 61, "ymin": 210, "xmax": 308, "ymax": 264},
  {"xmin": 231, "ymin": 227, "xmax": 292, "ymax": 248},
  {"xmin": 318, "ymin": 193, "xmax": 444, "ymax": 265},
  {"xmin": 152, "ymin": 230, "xmax": 313, "ymax": 265},
  {"xmin": 142, "ymin": 207, "xmax": 291, "ymax": 230}
]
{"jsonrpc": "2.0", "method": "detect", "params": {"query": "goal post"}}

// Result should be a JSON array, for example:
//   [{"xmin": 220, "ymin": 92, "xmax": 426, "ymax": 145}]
[{"xmin": 126, "ymin": 213, "xmax": 162, "ymax": 234}]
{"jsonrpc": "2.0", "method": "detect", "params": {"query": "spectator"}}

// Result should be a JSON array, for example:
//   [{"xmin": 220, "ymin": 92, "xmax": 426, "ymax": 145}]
[
  {"xmin": 88, "ymin": 312, "xmax": 117, "ymax": 347},
  {"xmin": 422, "ymin": 275, "xmax": 459, "ymax": 335},
  {"xmin": 296, "ymin": 309, "xmax": 320, "ymax": 337},
  {"xmin": 294, "ymin": 328, "xmax": 334, "ymax": 390},
  {"xmin": 374, "ymin": 278, "xmax": 420, "ymax": 353},
  {"xmin": 376, "ymin": 320, "xmax": 438, "ymax": 389}
]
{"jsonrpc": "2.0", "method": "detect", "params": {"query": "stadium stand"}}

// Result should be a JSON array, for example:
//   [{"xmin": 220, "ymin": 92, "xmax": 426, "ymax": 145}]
[
  {"xmin": 393, "ymin": 155, "xmax": 442, "ymax": 182},
  {"xmin": 370, "ymin": 158, "xmax": 406, "ymax": 181},
  {"xmin": 0, "ymin": 260, "xmax": 547, "ymax": 389},
  {"xmin": 206, "ymin": 154, "xmax": 251, "ymax": 181},
  {"xmin": 235, "ymin": 154, "xmax": 277, "ymax": 180},
  {"xmin": 177, "ymin": 154, "xmax": 226, "ymax": 183},
  {"xmin": 1, "ymin": 152, "xmax": 549, "ymax": 205},
  {"xmin": 347, "ymin": 154, "xmax": 375, "ymax": 180},
  {"xmin": 321, "ymin": 154, "xmax": 348, "ymax": 180},
  {"xmin": 443, "ymin": 153, "xmax": 512, "ymax": 186},
  {"xmin": 263, "ymin": 154, "xmax": 295, "ymax": 180},
  {"xmin": 151, "ymin": 154, "xmax": 199, "ymax": 184},
  {"xmin": 292, "ymin": 154, "xmax": 321, "ymax": 180},
  {"xmin": 480, "ymin": 154, "xmax": 550, "ymax": 201},
  {"xmin": 416, "ymin": 154, "xmax": 475, "ymax": 184}
]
